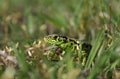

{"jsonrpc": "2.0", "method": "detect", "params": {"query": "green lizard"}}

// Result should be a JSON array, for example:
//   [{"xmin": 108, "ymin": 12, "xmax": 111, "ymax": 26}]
[{"xmin": 44, "ymin": 34, "xmax": 92, "ymax": 65}]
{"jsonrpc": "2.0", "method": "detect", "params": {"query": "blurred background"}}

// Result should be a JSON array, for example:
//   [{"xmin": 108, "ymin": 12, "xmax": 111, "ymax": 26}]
[
  {"xmin": 0, "ymin": 0, "xmax": 120, "ymax": 79},
  {"xmin": 0, "ymin": 0, "xmax": 120, "ymax": 45}
]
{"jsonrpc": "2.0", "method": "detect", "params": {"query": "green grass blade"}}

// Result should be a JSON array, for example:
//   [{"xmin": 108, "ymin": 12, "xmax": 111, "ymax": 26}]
[
  {"xmin": 64, "ymin": 48, "xmax": 74, "ymax": 72},
  {"xmin": 43, "ymin": 14, "xmax": 69, "ymax": 30},
  {"xmin": 13, "ymin": 46, "xmax": 28, "ymax": 72},
  {"xmin": 87, "ymin": 44, "xmax": 113, "ymax": 79},
  {"xmin": 85, "ymin": 30, "xmax": 105, "ymax": 68}
]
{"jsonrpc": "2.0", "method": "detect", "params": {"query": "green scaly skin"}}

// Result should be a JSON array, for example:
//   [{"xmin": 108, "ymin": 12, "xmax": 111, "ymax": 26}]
[
  {"xmin": 44, "ymin": 34, "xmax": 92, "ymax": 65},
  {"xmin": 44, "ymin": 34, "xmax": 79, "ymax": 50}
]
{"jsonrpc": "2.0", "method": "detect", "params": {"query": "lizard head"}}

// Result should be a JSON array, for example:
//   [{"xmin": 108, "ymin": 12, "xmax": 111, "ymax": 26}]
[{"xmin": 44, "ymin": 34, "xmax": 67, "ymax": 45}]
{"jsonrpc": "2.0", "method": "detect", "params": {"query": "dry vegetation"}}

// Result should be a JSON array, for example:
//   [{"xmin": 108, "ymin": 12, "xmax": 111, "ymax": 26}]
[{"xmin": 0, "ymin": 0, "xmax": 120, "ymax": 79}]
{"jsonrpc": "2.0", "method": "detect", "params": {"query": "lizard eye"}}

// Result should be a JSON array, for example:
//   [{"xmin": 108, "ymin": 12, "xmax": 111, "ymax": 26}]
[
  {"xmin": 53, "ymin": 35, "xmax": 58, "ymax": 40},
  {"xmin": 70, "ymin": 43, "xmax": 73, "ymax": 45}
]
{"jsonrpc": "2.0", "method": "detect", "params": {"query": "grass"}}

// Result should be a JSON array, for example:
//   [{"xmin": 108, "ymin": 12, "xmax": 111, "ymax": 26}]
[{"xmin": 0, "ymin": 0, "xmax": 120, "ymax": 79}]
